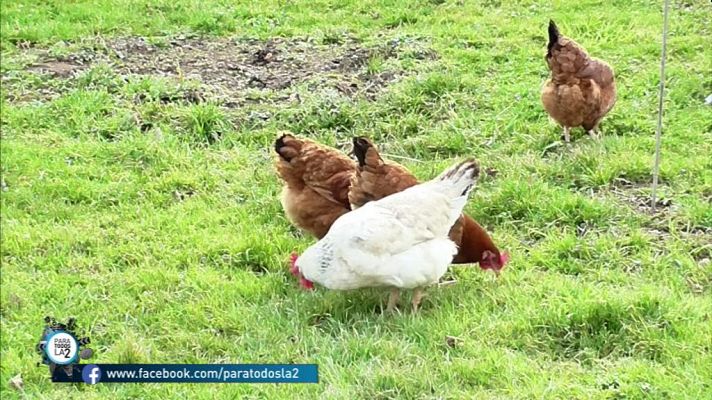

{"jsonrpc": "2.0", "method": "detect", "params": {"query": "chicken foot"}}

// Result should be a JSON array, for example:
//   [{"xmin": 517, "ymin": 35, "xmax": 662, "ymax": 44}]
[
  {"xmin": 386, "ymin": 287, "xmax": 426, "ymax": 313},
  {"xmin": 412, "ymin": 288, "xmax": 426, "ymax": 313},
  {"xmin": 588, "ymin": 122, "xmax": 602, "ymax": 140},
  {"xmin": 386, "ymin": 288, "xmax": 400, "ymax": 314}
]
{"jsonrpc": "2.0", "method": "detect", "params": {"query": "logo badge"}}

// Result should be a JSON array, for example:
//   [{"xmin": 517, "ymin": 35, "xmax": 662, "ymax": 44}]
[
  {"xmin": 82, "ymin": 364, "xmax": 102, "ymax": 384},
  {"xmin": 37, "ymin": 316, "xmax": 95, "ymax": 380},
  {"xmin": 44, "ymin": 331, "xmax": 79, "ymax": 365}
]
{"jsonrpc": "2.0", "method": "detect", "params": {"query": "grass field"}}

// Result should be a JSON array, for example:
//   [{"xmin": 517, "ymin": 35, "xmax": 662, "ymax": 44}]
[{"xmin": 1, "ymin": 0, "xmax": 711, "ymax": 398}]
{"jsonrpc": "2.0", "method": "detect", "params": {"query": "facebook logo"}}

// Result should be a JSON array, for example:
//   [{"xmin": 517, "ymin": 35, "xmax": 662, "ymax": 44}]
[{"xmin": 82, "ymin": 364, "xmax": 102, "ymax": 384}]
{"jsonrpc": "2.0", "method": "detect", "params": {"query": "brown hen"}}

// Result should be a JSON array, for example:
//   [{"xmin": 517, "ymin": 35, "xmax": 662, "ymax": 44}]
[
  {"xmin": 541, "ymin": 20, "xmax": 617, "ymax": 142},
  {"xmin": 274, "ymin": 133, "xmax": 356, "ymax": 239}
]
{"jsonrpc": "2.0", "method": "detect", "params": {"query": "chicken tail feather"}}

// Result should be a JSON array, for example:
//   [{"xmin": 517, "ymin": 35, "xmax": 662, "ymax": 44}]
[
  {"xmin": 433, "ymin": 159, "xmax": 480, "ymax": 226},
  {"xmin": 274, "ymin": 132, "xmax": 301, "ymax": 162},
  {"xmin": 436, "ymin": 159, "xmax": 480, "ymax": 196},
  {"xmin": 547, "ymin": 19, "xmax": 560, "ymax": 56},
  {"xmin": 352, "ymin": 136, "xmax": 383, "ymax": 168}
]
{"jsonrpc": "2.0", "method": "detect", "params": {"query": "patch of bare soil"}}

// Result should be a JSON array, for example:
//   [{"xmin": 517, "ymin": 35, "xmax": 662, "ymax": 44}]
[
  {"xmin": 608, "ymin": 178, "xmax": 675, "ymax": 216},
  {"xmin": 594, "ymin": 179, "xmax": 711, "ymax": 257},
  {"xmin": 608, "ymin": 180, "xmax": 711, "ymax": 294},
  {"xmin": 27, "ymin": 60, "xmax": 83, "ymax": 78},
  {"xmin": 8, "ymin": 36, "xmax": 437, "ymax": 106}
]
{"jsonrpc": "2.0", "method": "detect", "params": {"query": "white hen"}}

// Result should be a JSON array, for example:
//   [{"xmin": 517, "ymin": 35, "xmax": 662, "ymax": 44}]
[{"xmin": 292, "ymin": 158, "xmax": 480, "ymax": 312}]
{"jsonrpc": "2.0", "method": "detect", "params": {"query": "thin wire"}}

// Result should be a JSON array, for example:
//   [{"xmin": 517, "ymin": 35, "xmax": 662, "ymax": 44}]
[
  {"xmin": 380, "ymin": 153, "xmax": 424, "ymax": 163},
  {"xmin": 651, "ymin": 0, "xmax": 671, "ymax": 212}
]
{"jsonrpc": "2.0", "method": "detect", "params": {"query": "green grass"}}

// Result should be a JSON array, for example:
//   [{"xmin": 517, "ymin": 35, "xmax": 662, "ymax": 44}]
[{"xmin": 1, "ymin": 0, "xmax": 711, "ymax": 398}]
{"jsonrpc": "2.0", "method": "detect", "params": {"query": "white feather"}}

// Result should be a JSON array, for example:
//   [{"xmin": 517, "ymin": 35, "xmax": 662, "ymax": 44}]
[{"xmin": 297, "ymin": 159, "xmax": 478, "ymax": 291}]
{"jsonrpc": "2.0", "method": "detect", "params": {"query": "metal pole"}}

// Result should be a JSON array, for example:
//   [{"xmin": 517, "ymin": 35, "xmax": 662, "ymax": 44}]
[{"xmin": 651, "ymin": 0, "xmax": 671, "ymax": 212}]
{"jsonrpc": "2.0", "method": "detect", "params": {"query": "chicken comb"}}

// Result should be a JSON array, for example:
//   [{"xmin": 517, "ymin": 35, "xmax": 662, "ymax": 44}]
[
  {"xmin": 500, "ymin": 251, "xmax": 510, "ymax": 266},
  {"xmin": 493, "ymin": 252, "xmax": 510, "ymax": 278},
  {"xmin": 289, "ymin": 251, "xmax": 299, "ymax": 276}
]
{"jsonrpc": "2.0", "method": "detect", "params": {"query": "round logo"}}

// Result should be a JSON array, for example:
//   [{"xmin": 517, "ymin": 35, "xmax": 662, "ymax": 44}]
[
  {"xmin": 44, "ymin": 331, "xmax": 78, "ymax": 365},
  {"xmin": 82, "ymin": 364, "xmax": 102, "ymax": 384}
]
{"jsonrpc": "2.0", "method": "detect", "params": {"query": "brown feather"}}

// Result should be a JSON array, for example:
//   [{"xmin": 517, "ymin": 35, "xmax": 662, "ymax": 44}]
[
  {"xmin": 274, "ymin": 132, "xmax": 356, "ymax": 239},
  {"xmin": 349, "ymin": 137, "xmax": 418, "ymax": 209},
  {"xmin": 541, "ymin": 21, "xmax": 616, "ymax": 132}
]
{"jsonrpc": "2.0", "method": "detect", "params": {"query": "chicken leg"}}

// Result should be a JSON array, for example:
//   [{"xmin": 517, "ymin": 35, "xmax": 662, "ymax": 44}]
[
  {"xmin": 563, "ymin": 126, "xmax": 571, "ymax": 143},
  {"xmin": 386, "ymin": 288, "xmax": 400, "ymax": 313},
  {"xmin": 588, "ymin": 122, "xmax": 602, "ymax": 140},
  {"xmin": 412, "ymin": 288, "xmax": 426, "ymax": 313}
]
